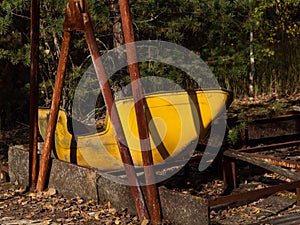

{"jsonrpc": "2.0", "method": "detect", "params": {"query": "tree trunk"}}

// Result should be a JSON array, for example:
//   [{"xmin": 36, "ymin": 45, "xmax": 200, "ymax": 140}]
[
  {"xmin": 109, "ymin": 0, "xmax": 124, "ymax": 48},
  {"xmin": 108, "ymin": 0, "xmax": 127, "ymax": 98}
]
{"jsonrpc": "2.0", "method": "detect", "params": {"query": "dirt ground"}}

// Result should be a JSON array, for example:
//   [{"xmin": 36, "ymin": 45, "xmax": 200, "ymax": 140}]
[{"xmin": 0, "ymin": 182, "xmax": 144, "ymax": 225}]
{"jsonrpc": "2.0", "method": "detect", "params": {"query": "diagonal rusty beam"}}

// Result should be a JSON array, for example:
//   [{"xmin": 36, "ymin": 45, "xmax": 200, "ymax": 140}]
[
  {"xmin": 78, "ymin": 0, "xmax": 148, "ymax": 221},
  {"xmin": 37, "ymin": 0, "xmax": 85, "ymax": 191},
  {"xmin": 118, "ymin": 0, "xmax": 162, "ymax": 224},
  {"xmin": 36, "ymin": 31, "xmax": 72, "ymax": 191}
]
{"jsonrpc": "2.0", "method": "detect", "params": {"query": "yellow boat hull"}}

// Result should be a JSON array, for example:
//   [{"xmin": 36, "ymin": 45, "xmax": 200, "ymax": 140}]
[{"xmin": 38, "ymin": 89, "xmax": 232, "ymax": 170}]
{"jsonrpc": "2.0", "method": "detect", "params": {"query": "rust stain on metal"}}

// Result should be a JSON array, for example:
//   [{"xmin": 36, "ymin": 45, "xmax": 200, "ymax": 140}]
[{"xmin": 64, "ymin": 0, "xmax": 84, "ymax": 31}]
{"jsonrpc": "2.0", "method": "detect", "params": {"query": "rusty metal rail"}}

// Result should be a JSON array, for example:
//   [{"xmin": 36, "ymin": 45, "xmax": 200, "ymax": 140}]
[
  {"xmin": 238, "ymin": 139, "xmax": 300, "ymax": 153},
  {"xmin": 0, "ymin": 163, "xmax": 9, "ymax": 182},
  {"xmin": 208, "ymin": 180, "xmax": 300, "ymax": 208},
  {"xmin": 217, "ymin": 112, "xmax": 300, "ymax": 211}
]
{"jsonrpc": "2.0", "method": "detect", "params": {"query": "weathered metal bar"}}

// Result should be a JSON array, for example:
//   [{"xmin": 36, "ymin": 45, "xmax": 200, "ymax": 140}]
[
  {"xmin": 79, "ymin": 3, "xmax": 148, "ymax": 221},
  {"xmin": 36, "ymin": 31, "xmax": 71, "ymax": 191},
  {"xmin": 231, "ymin": 160, "xmax": 237, "ymax": 188},
  {"xmin": 0, "ymin": 164, "xmax": 9, "ymax": 182},
  {"xmin": 208, "ymin": 180, "xmax": 300, "ymax": 207},
  {"xmin": 224, "ymin": 150, "xmax": 300, "ymax": 181},
  {"xmin": 250, "ymin": 153, "xmax": 300, "ymax": 170},
  {"xmin": 297, "ymin": 188, "xmax": 300, "ymax": 206},
  {"xmin": 222, "ymin": 157, "xmax": 236, "ymax": 192},
  {"xmin": 29, "ymin": 0, "xmax": 40, "ymax": 190},
  {"xmin": 238, "ymin": 139, "xmax": 300, "ymax": 153},
  {"xmin": 118, "ymin": 0, "xmax": 162, "ymax": 223},
  {"xmin": 36, "ymin": 0, "xmax": 86, "ymax": 191}
]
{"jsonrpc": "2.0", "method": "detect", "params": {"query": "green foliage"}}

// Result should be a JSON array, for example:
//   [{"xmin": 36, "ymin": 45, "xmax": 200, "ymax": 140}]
[
  {"xmin": 1, "ymin": 0, "xmax": 300, "ymax": 128},
  {"xmin": 227, "ymin": 126, "xmax": 240, "ymax": 146},
  {"xmin": 272, "ymin": 101, "xmax": 288, "ymax": 114},
  {"xmin": 227, "ymin": 113, "xmax": 254, "ymax": 146}
]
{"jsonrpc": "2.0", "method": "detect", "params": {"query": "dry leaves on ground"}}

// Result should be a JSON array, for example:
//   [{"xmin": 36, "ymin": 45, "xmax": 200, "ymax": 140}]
[{"xmin": 0, "ymin": 182, "xmax": 141, "ymax": 225}]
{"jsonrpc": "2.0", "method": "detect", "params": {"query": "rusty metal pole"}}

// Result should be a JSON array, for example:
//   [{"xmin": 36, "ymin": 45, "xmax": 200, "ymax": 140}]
[
  {"xmin": 118, "ymin": 0, "xmax": 162, "ymax": 224},
  {"xmin": 77, "ymin": 1, "xmax": 148, "ymax": 221},
  {"xmin": 36, "ymin": 31, "xmax": 71, "ymax": 191},
  {"xmin": 29, "ymin": 0, "xmax": 40, "ymax": 189}
]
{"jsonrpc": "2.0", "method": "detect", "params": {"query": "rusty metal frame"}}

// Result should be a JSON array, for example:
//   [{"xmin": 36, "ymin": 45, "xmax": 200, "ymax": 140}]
[
  {"xmin": 35, "ymin": 0, "xmax": 156, "ymax": 221},
  {"xmin": 215, "ymin": 113, "xmax": 300, "ymax": 211}
]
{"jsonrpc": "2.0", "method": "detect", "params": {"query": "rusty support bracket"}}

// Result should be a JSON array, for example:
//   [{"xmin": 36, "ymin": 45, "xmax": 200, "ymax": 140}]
[{"xmin": 222, "ymin": 156, "xmax": 237, "ymax": 193}]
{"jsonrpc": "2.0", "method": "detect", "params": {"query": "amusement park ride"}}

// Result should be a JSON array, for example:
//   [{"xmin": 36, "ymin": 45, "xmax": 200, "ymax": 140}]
[{"xmin": 28, "ymin": 0, "xmax": 232, "ymax": 224}]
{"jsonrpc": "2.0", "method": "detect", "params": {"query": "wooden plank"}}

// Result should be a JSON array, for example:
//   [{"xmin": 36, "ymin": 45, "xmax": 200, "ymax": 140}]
[{"xmin": 223, "ymin": 150, "xmax": 300, "ymax": 181}]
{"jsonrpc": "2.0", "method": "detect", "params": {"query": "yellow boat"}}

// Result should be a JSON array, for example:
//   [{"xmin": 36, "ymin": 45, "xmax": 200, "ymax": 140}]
[{"xmin": 38, "ymin": 89, "xmax": 232, "ymax": 171}]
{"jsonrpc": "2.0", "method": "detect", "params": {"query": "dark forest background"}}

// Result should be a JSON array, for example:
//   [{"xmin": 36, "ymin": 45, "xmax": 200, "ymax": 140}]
[{"xmin": 1, "ymin": 0, "xmax": 300, "ymax": 128}]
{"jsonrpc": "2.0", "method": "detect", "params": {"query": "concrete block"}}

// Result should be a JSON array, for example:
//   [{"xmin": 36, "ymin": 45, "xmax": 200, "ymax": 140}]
[{"xmin": 8, "ymin": 145, "xmax": 29, "ymax": 186}]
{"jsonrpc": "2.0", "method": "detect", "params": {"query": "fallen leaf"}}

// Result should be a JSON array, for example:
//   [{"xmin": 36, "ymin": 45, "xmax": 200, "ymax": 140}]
[
  {"xmin": 43, "ymin": 218, "xmax": 52, "ymax": 224},
  {"xmin": 251, "ymin": 207, "xmax": 260, "ymax": 214},
  {"xmin": 108, "ymin": 208, "xmax": 117, "ymax": 215},
  {"xmin": 241, "ymin": 213, "xmax": 249, "ymax": 218},
  {"xmin": 115, "ymin": 218, "xmax": 121, "ymax": 224},
  {"xmin": 45, "ymin": 188, "xmax": 56, "ymax": 196},
  {"xmin": 141, "ymin": 219, "xmax": 149, "ymax": 225},
  {"xmin": 15, "ymin": 186, "xmax": 27, "ymax": 194},
  {"xmin": 70, "ymin": 210, "xmax": 80, "ymax": 216},
  {"xmin": 107, "ymin": 201, "xmax": 111, "ymax": 209},
  {"xmin": 94, "ymin": 211, "xmax": 101, "ymax": 220}
]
